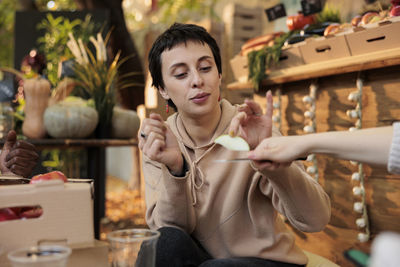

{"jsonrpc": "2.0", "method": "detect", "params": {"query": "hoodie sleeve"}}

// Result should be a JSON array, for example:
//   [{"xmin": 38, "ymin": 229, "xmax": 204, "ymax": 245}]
[
  {"xmin": 142, "ymin": 154, "xmax": 196, "ymax": 233},
  {"xmin": 259, "ymin": 161, "xmax": 331, "ymax": 233}
]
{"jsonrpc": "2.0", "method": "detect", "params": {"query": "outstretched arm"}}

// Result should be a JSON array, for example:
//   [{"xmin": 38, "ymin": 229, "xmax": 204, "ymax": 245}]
[{"xmin": 248, "ymin": 126, "xmax": 393, "ymax": 167}]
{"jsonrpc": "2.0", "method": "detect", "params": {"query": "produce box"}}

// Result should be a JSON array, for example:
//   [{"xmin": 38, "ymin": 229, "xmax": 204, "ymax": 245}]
[
  {"xmin": 230, "ymin": 44, "xmax": 305, "ymax": 82},
  {"xmin": 0, "ymin": 178, "xmax": 94, "ymax": 254},
  {"xmin": 299, "ymin": 35, "xmax": 351, "ymax": 64},
  {"xmin": 345, "ymin": 20, "xmax": 400, "ymax": 56},
  {"xmin": 230, "ymin": 54, "xmax": 249, "ymax": 83},
  {"xmin": 270, "ymin": 45, "xmax": 305, "ymax": 70}
]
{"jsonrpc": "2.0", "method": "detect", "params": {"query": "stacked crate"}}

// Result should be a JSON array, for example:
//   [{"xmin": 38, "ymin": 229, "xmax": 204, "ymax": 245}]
[{"xmin": 223, "ymin": 3, "xmax": 263, "ymax": 104}]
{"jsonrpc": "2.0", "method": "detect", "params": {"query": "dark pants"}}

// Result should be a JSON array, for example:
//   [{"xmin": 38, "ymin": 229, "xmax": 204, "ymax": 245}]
[{"xmin": 155, "ymin": 227, "xmax": 306, "ymax": 267}]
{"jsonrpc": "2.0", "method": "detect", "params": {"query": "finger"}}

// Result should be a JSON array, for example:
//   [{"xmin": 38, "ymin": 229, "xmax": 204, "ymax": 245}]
[
  {"xmin": 5, "ymin": 156, "xmax": 37, "ymax": 169},
  {"xmin": 8, "ymin": 164, "xmax": 32, "ymax": 178},
  {"xmin": 228, "ymin": 112, "xmax": 247, "ymax": 136},
  {"xmin": 265, "ymin": 90, "xmax": 273, "ymax": 119},
  {"xmin": 149, "ymin": 113, "xmax": 165, "ymax": 123},
  {"xmin": 144, "ymin": 139, "xmax": 165, "ymax": 161},
  {"xmin": 142, "ymin": 132, "xmax": 165, "ymax": 156},
  {"xmin": 13, "ymin": 140, "xmax": 37, "ymax": 151},
  {"xmin": 3, "ymin": 130, "xmax": 17, "ymax": 150},
  {"xmin": 5, "ymin": 149, "xmax": 39, "ymax": 162},
  {"xmin": 244, "ymin": 99, "xmax": 263, "ymax": 116}
]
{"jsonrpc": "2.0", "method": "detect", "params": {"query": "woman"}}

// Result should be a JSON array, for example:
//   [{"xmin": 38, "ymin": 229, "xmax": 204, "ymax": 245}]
[{"xmin": 139, "ymin": 23, "xmax": 331, "ymax": 267}]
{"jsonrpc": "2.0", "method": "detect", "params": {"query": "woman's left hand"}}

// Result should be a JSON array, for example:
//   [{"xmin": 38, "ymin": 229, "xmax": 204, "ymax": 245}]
[{"xmin": 229, "ymin": 90, "xmax": 273, "ymax": 149}]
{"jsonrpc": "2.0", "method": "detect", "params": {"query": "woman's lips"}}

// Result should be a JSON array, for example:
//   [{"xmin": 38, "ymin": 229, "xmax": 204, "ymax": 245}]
[{"xmin": 191, "ymin": 94, "xmax": 210, "ymax": 104}]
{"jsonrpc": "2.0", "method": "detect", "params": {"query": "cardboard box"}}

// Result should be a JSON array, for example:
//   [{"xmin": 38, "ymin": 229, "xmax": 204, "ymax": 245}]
[
  {"xmin": 270, "ymin": 45, "xmax": 305, "ymax": 70},
  {"xmin": 229, "ymin": 44, "xmax": 305, "ymax": 82},
  {"xmin": 345, "ymin": 20, "xmax": 400, "ymax": 56},
  {"xmin": 299, "ymin": 35, "xmax": 351, "ymax": 64},
  {"xmin": 230, "ymin": 54, "xmax": 249, "ymax": 83},
  {"xmin": 0, "ymin": 179, "xmax": 94, "ymax": 253}
]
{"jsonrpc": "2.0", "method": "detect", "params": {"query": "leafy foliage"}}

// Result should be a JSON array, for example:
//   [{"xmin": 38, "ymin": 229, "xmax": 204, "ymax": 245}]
[
  {"xmin": 0, "ymin": 0, "xmax": 17, "ymax": 67},
  {"xmin": 157, "ymin": 0, "xmax": 220, "ymax": 24},
  {"xmin": 315, "ymin": 4, "xmax": 342, "ymax": 24},
  {"xmin": 247, "ymin": 31, "xmax": 294, "ymax": 91},
  {"xmin": 37, "ymin": 14, "xmax": 100, "ymax": 86}
]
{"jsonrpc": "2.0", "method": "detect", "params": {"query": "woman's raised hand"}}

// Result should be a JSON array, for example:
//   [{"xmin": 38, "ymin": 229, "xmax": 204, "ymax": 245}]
[
  {"xmin": 229, "ymin": 90, "xmax": 274, "ymax": 149},
  {"xmin": 138, "ymin": 113, "xmax": 184, "ymax": 175}
]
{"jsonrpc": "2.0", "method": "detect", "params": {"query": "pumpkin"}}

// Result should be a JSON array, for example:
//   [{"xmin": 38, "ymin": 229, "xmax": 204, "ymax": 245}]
[
  {"xmin": 44, "ymin": 97, "xmax": 99, "ymax": 138},
  {"xmin": 22, "ymin": 78, "xmax": 51, "ymax": 139},
  {"xmin": 111, "ymin": 106, "xmax": 140, "ymax": 139}
]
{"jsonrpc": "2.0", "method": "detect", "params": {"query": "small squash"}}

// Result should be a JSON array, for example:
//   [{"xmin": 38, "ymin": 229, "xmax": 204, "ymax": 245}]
[
  {"xmin": 44, "ymin": 97, "xmax": 99, "ymax": 138},
  {"xmin": 111, "ymin": 106, "xmax": 140, "ymax": 139},
  {"xmin": 22, "ymin": 78, "xmax": 51, "ymax": 139}
]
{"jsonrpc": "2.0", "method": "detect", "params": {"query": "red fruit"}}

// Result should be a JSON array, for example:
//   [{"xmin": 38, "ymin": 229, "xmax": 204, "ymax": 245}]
[
  {"xmin": 286, "ymin": 13, "xmax": 315, "ymax": 31},
  {"xmin": 19, "ymin": 206, "xmax": 43, "ymax": 219},
  {"xmin": 30, "ymin": 171, "xmax": 68, "ymax": 184},
  {"xmin": 390, "ymin": 5, "xmax": 400, "ymax": 16},
  {"xmin": 0, "ymin": 208, "xmax": 19, "ymax": 221}
]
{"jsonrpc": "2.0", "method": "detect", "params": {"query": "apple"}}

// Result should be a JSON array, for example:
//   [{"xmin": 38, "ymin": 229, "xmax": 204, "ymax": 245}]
[
  {"xmin": 0, "ymin": 208, "xmax": 19, "ymax": 221},
  {"xmin": 390, "ymin": 5, "xmax": 400, "ymax": 17},
  {"xmin": 30, "ymin": 171, "xmax": 68, "ymax": 184},
  {"xmin": 214, "ymin": 134, "xmax": 250, "ymax": 151},
  {"xmin": 19, "ymin": 206, "xmax": 43, "ymax": 219}
]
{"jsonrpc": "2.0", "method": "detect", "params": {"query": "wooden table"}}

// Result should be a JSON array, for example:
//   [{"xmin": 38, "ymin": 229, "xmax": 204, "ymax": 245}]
[{"xmin": 1, "ymin": 138, "xmax": 138, "ymax": 239}]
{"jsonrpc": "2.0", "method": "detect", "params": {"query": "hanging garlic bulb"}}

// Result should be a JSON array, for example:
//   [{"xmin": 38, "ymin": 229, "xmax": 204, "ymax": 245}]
[
  {"xmin": 351, "ymin": 172, "xmax": 361, "ymax": 181},
  {"xmin": 304, "ymin": 110, "xmax": 315, "ymax": 118},
  {"xmin": 356, "ymin": 218, "xmax": 366, "ymax": 228},
  {"xmin": 307, "ymin": 154, "xmax": 315, "ymax": 161},
  {"xmin": 306, "ymin": 166, "xmax": 317, "ymax": 174},
  {"xmin": 302, "ymin": 95, "xmax": 313, "ymax": 104},
  {"xmin": 348, "ymin": 91, "xmax": 360, "ymax": 102},
  {"xmin": 353, "ymin": 186, "xmax": 364, "ymax": 196},
  {"xmin": 347, "ymin": 109, "xmax": 360, "ymax": 119},
  {"xmin": 273, "ymin": 102, "xmax": 280, "ymax": 109},
  {"xmin": 353, "ymin": 202, "xmax": 363, "ymax": 213},
  {"xmin": 357, "ymin": 232, "xmax": 369, "ymax": 243},
  {"xmin": 303, "ymin": 125, "xmax": 315, "ymax": 133}
]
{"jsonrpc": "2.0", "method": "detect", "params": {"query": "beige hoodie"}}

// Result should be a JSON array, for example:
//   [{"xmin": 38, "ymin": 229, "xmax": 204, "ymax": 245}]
[{"xmin": 142, "ymin": 99, "xmax": 331, "ymax": 265}]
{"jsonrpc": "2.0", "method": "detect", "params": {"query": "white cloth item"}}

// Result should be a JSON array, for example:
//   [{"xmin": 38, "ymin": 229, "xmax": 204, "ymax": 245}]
[
  {"xmin": 388, "ymin": 122, "xmax": 400, "ymax": 174},
  {"xmin": 369, "ymin": 232, "xmax": 400, "ymax": 267}
]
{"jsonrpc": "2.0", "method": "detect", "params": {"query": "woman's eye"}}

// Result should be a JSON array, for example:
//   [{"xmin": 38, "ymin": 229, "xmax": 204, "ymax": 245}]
[
  {"xmin": 200, "ymin": 66, "xmax": 211, "ymax": 72},
  {"xmin": 174, "ymin": 73, "xmax": 187, "ymax": 79}
]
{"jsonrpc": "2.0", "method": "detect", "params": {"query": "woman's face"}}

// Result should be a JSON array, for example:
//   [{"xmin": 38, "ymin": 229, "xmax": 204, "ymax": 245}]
[{"xmin": 159, "ymin": 41, "xmax": 221, "ymax": 117}]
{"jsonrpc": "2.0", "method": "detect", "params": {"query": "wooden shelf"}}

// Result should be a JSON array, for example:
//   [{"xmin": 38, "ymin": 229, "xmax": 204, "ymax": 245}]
[
  {"xmin": 227, "ymin": 46, "xmax": 400, "ymax": 90},
  {"xmin": 0, "ymin": 138, "xmax": 138, "ymax": 149}
]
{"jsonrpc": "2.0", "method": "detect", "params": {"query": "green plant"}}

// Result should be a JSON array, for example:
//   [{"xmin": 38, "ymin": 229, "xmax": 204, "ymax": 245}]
[
  {"xmin": 37, "ymin": 14, "xmax": 100, "ymax": 86},
  {"xmin": 0, "ymin": 0, "xmax": 17, "ymax": 67},
  {"xmin": 67, "ymin": 31, "xmax": 139, "ymax": 137},
  {"xmin": 157, "ymin": 0, "xmax": 220, "ymax": 24},
  {"xmin": 247, "ymin": 31, "xmax": 294, "ymax": 91},
  {"xmin": 315, "ymin": 4, "xmax": 342, "ymax": 24}
]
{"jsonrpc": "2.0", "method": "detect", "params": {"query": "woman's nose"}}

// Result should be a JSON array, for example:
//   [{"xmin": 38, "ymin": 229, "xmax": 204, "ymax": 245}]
[{"xmin": 190, "ymin": 71, "xmax": 204, "ymax": 88}]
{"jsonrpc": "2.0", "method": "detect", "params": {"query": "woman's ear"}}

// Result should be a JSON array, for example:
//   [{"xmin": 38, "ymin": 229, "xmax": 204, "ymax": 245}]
[{"xmin": 158, "ymin": 87, "xmax": 170, "ymax": 100}]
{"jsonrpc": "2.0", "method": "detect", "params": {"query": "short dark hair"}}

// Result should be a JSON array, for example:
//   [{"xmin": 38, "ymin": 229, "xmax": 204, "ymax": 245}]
[{"xmin": 148, "ymin": 23, "xmax": 222, "ymax": 110}]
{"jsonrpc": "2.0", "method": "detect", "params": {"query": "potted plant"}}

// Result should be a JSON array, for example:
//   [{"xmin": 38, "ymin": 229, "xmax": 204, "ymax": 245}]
[{"xmin": 67, "ymin": 31, "xmax": 137, "ymax": 138}]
